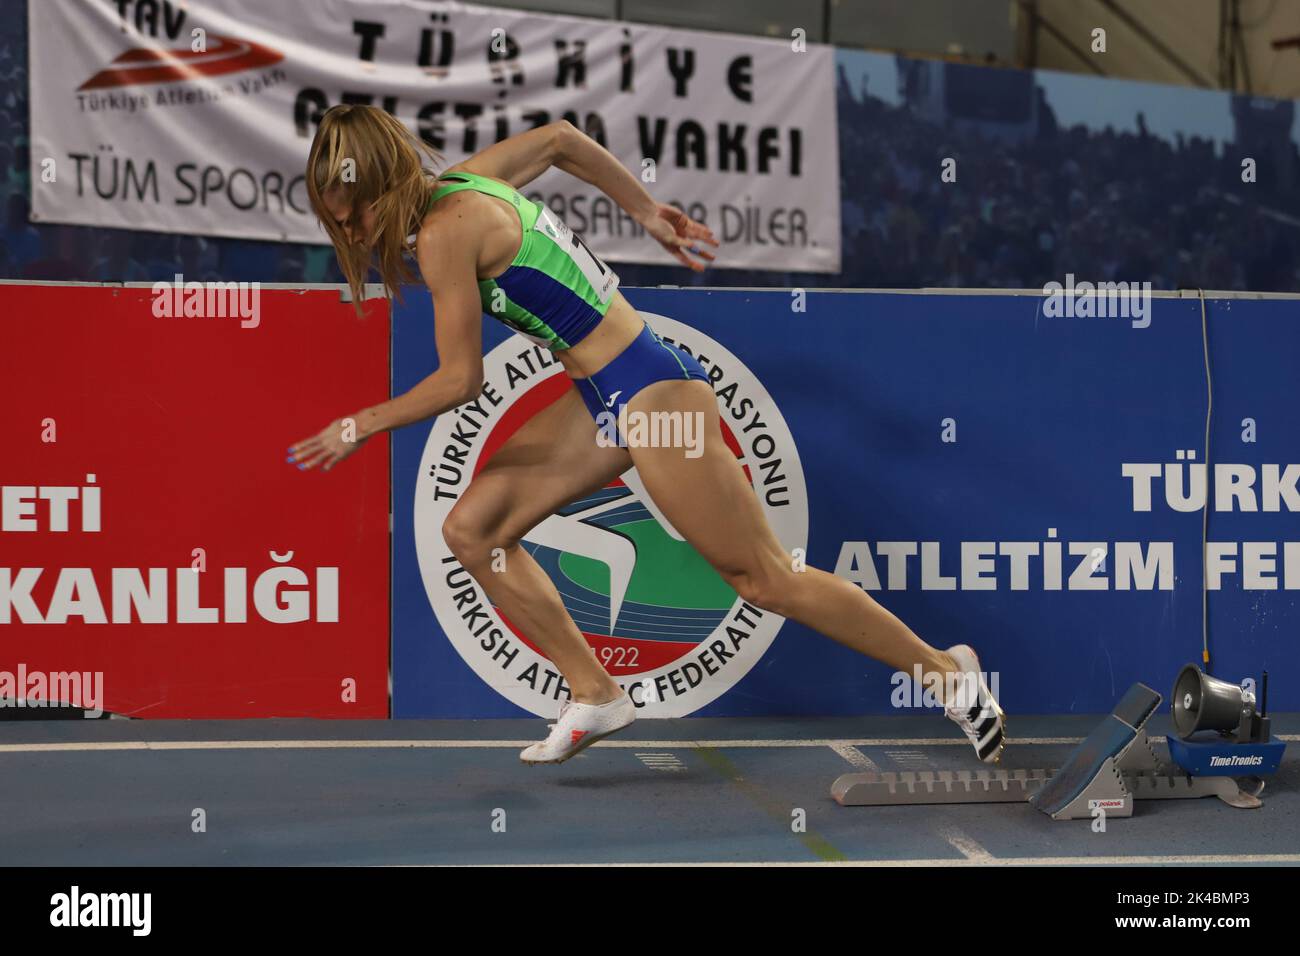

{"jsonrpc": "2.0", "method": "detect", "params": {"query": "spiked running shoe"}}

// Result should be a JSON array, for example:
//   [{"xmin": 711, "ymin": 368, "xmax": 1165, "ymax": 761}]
[
  {"xmin": 943, "ymin": 644, "xmax": 1007, "ymax": 763},
  {"xmin": 520, "ymin": 692, "xmax": 636, "ymax": 764}
]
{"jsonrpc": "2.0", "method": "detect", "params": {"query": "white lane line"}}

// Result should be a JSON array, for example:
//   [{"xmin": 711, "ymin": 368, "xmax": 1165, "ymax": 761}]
[
  {"xmin": 3, "ymin": 733, "xmax": 1298, "ymax": 754},
  {"xmin": 885, "ymin": 749, "xmax": 933, "ymax": 767},
  {"xmin": 636, "ymin": 752, "xmax": 687, "ymax": 772},
  {"xmin": 939, "ymin": 828, "xmax": 995, "ymax": 862},
  {"xmin": 412, "ymin": 853, "xmax": 1300, "ymax": 867},
  {"xmin": 830, "ymin": 743, "xmax": 879, "ymax": 770},
  {"xmin": 0, "ymin": 736, "xmax": 1078, "ymax": 754}
]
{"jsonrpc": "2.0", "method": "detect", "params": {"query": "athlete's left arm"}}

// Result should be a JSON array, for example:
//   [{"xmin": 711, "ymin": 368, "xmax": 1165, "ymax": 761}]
[
  {"xmin": 446, "ymin": 121, "xmax": 570, "ymax": 191},
  {"xmin": 452, "ymin": 121, "xmax": 718, "ymax": 271}
]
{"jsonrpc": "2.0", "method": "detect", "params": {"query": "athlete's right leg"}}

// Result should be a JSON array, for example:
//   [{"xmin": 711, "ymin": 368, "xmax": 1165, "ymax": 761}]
[{"xmin": 440, "ymin": 384, "xmax": 632, "ymax": 704}]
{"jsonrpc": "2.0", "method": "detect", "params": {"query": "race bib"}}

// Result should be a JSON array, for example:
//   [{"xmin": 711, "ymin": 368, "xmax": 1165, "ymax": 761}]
[{"xmin": 533, "ymin": 204, "xmax": 619, "ymax": 305}]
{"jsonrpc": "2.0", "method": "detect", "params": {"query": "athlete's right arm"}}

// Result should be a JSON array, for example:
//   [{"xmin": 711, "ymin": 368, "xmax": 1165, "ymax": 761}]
[{"xmin": 353, "ymin": 211, "xmax": 485, "ymax": 437}]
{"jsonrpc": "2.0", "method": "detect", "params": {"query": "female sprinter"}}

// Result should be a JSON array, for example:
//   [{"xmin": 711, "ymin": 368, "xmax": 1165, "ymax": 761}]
[{"xmin": 291, "ymin": 104, "xmax": 1006, "ymax": 765}]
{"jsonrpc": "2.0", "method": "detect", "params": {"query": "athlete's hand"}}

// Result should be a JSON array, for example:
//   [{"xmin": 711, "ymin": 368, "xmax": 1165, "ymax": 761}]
[
  {"xmin": 289, "ymin": 416, "xmax": 369, "ymax": 472},
  {"xmin": 640, "ymin": 202, "xmax": 718, "ymax": 272}
]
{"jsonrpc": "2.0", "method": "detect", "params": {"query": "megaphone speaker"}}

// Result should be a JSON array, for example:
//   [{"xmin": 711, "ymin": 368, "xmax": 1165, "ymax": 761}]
[{"xmin": 1171, "ymin": 663, "xmax": 1251, "ymax": 739}]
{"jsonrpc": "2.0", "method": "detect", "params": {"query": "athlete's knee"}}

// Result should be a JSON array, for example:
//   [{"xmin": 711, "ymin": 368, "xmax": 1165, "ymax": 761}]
[
  {"xmin": 442, "ymin": 507, "xmax": 521, "ymax": 567},
  {"xmin": 440, "ymin": 509, "xmax": 478, "ymax": 563},
  {"xmin": 721, "ymin": 562, "xmax": 796, "ymax": 615}
]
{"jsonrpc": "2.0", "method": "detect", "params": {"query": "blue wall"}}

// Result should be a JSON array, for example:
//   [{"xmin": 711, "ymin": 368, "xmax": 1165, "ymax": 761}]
[{"xmin": 391, "ymin": 288, "xmax": 1300, "ymax": 717}]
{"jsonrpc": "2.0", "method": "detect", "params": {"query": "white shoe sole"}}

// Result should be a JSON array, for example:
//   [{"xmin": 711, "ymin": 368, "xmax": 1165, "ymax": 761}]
[{"xmin": 520, "ymin": 714, "xmax": 635, "ymax": 765}]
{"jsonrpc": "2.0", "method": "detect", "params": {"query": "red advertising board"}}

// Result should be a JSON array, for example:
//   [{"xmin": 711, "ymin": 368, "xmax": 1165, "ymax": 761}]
[{"xmin": 0, "ymin": 283, "xmax": 390, "ymax": 717}]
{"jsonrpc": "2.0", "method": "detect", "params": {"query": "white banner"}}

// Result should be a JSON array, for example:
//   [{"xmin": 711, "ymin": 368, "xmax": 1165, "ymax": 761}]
[{"xmin": 28, "ymin": 0, "xmax": 840, "ymax": 272}]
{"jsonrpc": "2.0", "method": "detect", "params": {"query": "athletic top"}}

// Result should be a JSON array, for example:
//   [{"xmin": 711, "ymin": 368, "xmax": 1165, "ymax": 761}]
[{"xmin": 425, "ymin": 171, "xmax": 620, "ymax": 351}]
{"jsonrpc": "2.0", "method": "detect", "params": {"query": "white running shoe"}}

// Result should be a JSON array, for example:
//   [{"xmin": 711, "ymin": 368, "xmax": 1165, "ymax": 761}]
[
  {"xmin": 520, "ymin": 692, "xmax": 636, "ymax": 765},
  {"xmin": 942, "ymin": 644, "xmax": 1007, "ymax": 764}
]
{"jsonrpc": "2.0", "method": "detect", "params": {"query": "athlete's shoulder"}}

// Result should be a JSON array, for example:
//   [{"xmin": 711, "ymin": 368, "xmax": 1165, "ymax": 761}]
[
  {"xmin": 439, "ymin": 164, "xmax": 519, "ymax": 190},
  {"xmin": 416, "ymin": 193, "xmax": 484, "ymax": 265},
  {"xmin": 421, "ymin": 187, "xmax": 488, "ymax": 240},
  {"xmin": 424, "ymin": 173, "xmax": 516, "ymax": 226},
  {"xmin": 433, "ymin": 166, "xmax": 524, "ymax": 202}
]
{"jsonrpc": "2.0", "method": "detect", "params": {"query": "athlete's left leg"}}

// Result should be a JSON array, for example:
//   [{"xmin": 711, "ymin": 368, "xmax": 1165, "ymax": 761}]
[{"xmin": 624, "ymin": 379, "xmax": 958, "ymax": 691}]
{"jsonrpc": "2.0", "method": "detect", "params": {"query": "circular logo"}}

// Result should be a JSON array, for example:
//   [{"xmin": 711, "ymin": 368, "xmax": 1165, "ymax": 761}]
[{"xmin": 413, "ymin": 313, "xmax": 808, "ymax": 716}]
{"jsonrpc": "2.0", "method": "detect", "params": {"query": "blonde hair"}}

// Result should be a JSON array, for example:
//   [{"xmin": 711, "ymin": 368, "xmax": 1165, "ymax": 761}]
[{"xmin": 306, "ymin": 104, "xmax": 444, "ymax": 309}]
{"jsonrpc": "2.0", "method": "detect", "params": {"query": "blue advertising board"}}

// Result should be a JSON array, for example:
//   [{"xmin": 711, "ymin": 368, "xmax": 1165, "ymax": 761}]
[{"xmin": 392, "ymin": 288, "xmax": 1299, "ymax": 717}]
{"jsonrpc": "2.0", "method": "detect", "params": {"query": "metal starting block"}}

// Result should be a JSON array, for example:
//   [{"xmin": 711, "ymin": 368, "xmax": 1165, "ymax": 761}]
[
  {"xmin": 833, "ymin": 768, "xmax": 1053, "ymax": 806},
  {"xmin": 832, "ymin": 683, "xmax": 1266, "ymax": 820}
]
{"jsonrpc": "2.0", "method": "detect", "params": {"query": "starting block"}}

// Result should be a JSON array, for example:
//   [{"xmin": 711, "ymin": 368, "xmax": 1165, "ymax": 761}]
[{"xmin": 832, "ymin": 683, "xmax": 1267, "ymax": 819}]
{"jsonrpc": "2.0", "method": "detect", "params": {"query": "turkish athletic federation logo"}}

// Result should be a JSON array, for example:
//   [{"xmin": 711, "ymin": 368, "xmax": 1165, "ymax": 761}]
[
  {"xmin": 79, "ymin": 35, "xmax": 283, "ymax": 91},
  {"xmin": 413, "ymin": 314, "xmax": 809, "ymax": 717}
]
